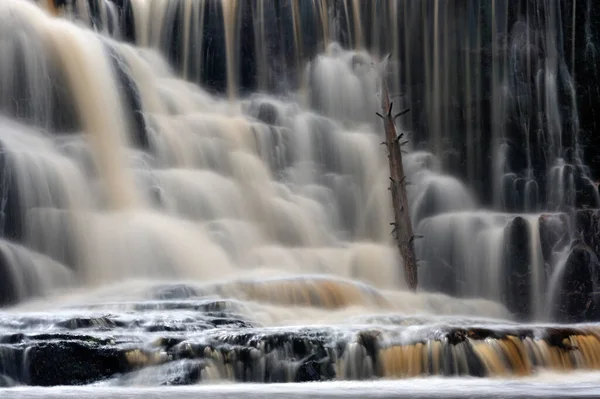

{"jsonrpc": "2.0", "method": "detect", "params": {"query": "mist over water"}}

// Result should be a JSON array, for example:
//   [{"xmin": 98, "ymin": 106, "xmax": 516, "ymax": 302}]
[{"xmin": 0, "ymin": 0, "xmax": 600, "ymax": 391}]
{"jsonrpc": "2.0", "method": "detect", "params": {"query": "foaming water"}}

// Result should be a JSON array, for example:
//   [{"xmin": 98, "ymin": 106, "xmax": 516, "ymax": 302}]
[{"xmin": 4, "ymin": 373, "xmax": 600, "ymax": 398}]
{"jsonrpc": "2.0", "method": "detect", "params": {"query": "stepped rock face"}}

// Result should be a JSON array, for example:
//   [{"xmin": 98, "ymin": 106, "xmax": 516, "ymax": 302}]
[{"xmin": 1, "ymin": 286, "xmax": 600, "ymax": 386}]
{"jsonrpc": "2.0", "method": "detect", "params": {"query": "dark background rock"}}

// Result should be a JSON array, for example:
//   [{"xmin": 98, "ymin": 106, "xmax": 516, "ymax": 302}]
[
  {"xmin": 503, "ymin": 216, "xmax": 533, "ymax": 319},
  {"xmin": 552, "ymin": 243, "xmax": 600, "ymax": 323}
]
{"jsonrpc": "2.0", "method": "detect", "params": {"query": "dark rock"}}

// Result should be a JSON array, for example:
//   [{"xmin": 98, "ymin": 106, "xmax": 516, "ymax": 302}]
[
  {"xmin": 104, "ymin": 42, "xmax": 149, "ymax": 150},
  {"xmin": 538, "ymin": 213, "xmax": 570, "ymax": 265},
  {"xmin": 0, "ymin": 339, "xmax": 131, "ymax": 386},
  {"xmin": 160, "ymin": 360, "xmax": 202, "ymax": 385},
  {"xmin": 0, "ymin": 334, "xmax": 25, "ymax": 344},
  {"xmin": 574, "ymin": 209, "xmax": 600, "ymax": 254},
  {"xmin": 168, "ymin": 328, "xmax": 339, "ymax": 382},
  {"xmin": 296, "ymin": 354, "xmax": 336, "ymax": 382},
  {"xmin": 55, "ymin": 317, "xmax": 125, "ymax": 330},
  {"xmin": 245, "ymin": 99, "xmax": 281, "ymax": 126},
  {"xmin": 0, "ymin": 138, "xmax": 23, "ymax": 242},
  {"xmin": 552, "ymin": 243, "xmax": 600, "ymax": 323},
  {"xmin": 503, "ymin": 216, "xmax": 533, "ymax": 319},
  {"xmin": 25, "ymin": 341, "xmax": 130, "ymax": 386}
]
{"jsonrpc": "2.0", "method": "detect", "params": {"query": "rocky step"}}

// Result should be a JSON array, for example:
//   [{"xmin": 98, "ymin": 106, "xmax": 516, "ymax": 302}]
[{"xmin": 1, "ymin": 317, "xmax": 599, "ymax": 386}]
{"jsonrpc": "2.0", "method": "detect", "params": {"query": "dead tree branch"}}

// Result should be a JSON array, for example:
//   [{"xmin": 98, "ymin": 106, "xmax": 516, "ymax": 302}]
[{"xmin": 378, "ymin": 55, "xmax": 419, "ymax": 291}]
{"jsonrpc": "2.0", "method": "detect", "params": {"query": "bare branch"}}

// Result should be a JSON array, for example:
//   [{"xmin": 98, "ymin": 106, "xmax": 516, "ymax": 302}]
[{"xmin": 378, "ymin": 55, "xmax": 419, "ymax": 291}]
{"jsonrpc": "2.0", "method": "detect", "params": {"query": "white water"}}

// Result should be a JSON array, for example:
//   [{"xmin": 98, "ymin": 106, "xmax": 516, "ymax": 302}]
[
  {"xmin": 0, "ymin": 0, "xmax": 596, "ymax": 330},
  {"xmin": 4, "ymin": 372, "xmax": 600, "ymax": 398},
  {"xmin": 0, "ymin": 0, "xmax": 517, "ymax": 322}
]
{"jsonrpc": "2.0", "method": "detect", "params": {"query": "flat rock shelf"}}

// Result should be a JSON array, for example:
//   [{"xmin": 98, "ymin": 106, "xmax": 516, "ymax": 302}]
[{"xmin": 1, "ymin": 286, "xmax": 599, "ymax": 387}]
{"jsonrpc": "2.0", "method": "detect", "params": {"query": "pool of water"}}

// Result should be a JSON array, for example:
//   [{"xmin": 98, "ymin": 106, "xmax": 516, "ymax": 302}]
[{"xmin": 4, "ymin": 373, "xmax": 600, "ymax": 399}]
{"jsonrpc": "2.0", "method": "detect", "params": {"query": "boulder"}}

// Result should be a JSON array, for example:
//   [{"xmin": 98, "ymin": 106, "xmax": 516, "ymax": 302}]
[{"xmin": 552, "ymin": 243, "xmax": 600, "ymax": 322}]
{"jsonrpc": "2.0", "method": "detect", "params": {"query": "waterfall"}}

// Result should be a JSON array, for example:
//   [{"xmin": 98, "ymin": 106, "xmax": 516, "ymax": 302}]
[
  {"xmin": 1, "ymin": 0, "xmax": 600, "ymax": 389},
  {"xmin": 0, "ymin": 0, "xmax": 597, "ymax": 322}
]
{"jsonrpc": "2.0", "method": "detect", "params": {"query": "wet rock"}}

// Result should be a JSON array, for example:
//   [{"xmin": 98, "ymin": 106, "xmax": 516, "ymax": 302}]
[
  {"xmin": 104, "ymin": 43, "xmax": 148, "ymax": 150},
  {"xmin": 574, "ymin": 209, "xmax": 600, "ymax": 254},
  {"xmin": 245, "ymin": 99, "xmax": 282, "ymax": 126},
  {"xmin": 296, "ymin": 354, "xmax": 336, "ymax": 382},
  {"xmin": 0, "ymin": 333, "xmax": 25, "ymax": 344},
  {"xmin": 2, "ymin": 310, "xmax": 600, "ymax": 385},
  {"xmin": 55, "ymin": 317, "xmax": 125, "ymax": 330},
  {"xmin": 168, "ymin": 329, "xmax": 340, "ymax": 382},
  {"xmin": 0, "ymin": 340, "xmax": 130, "ymax": 386},
  {"xmin": 538, "ymin": 213, "xmax": 570, "ymax": 263},
  {"xmin": 503, "ymin": 216, "xmax": 533, "ymax": 319},
  {"xmin": 144, "ymin": 316, "xmax": 253, "ymax": 333},
  {"xmin": 546, "ymin": 210, "xmax": 600, "ymax": 322},
  {"xmin": 552, "ymin": 243, "xmax": 600, "ymax": 323}
]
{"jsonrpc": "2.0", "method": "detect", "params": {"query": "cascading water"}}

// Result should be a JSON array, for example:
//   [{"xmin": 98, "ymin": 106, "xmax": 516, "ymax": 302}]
[{"xmin": 1, "ymin": 0, "xmax": 600, "ymax": 394}]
